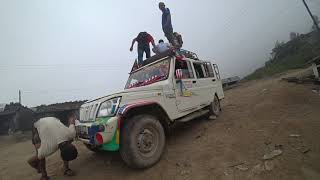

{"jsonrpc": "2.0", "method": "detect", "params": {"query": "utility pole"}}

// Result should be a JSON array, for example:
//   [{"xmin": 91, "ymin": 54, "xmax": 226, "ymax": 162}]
[
  {"xmin": 19, "ymin": 90, "xmax": 21, "ymax": 104},
  {"xmin": 302, "ymin": 0, "xmax": 320, "ymax": 31}
]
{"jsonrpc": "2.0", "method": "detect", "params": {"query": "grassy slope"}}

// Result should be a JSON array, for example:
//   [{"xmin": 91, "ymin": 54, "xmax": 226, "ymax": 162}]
[{"xmin": 245, "ymin": 31, "xmax": 320, "ymax": 80}]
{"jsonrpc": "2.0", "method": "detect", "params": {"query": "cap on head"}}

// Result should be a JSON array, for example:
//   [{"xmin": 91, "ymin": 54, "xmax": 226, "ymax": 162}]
[{"xmin": 60, "ymin": 143, "xmax": 78, "ymax": 161}]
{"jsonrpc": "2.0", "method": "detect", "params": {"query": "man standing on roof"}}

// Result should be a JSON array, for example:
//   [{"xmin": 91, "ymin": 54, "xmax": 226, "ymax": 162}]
[
  {"xmin": 159, "ymin": 2, "xmax": 175, "ymax": 47},
  {"xmin": 130, "ymin": 32, "xmax": 156, "ymax": 66}
]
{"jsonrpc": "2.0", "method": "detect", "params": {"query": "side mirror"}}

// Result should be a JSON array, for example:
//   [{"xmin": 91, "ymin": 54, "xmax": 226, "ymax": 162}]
[{"xmin": 175, "ymin": 69, "xmax": 183, "ymax": 79}]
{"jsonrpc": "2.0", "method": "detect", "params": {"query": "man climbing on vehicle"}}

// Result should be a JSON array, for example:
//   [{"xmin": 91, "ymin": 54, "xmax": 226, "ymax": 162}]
[
  {"xmin": 159, "ymin": 2, "xmax": 175, "ymax": 47},
  {"xmin": 130, "ymin": 32, "xmax": 156, "ymax": 66}
]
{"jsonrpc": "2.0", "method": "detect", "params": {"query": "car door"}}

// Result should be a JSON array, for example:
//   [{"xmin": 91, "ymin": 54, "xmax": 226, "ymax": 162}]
[
  {"xmin": 192, "ymin": 62, "xmax": 214, "ymax": 107},
  {"xmin": 173, "ymin": 59, "xmax": 199, "ymax": 112},
  {"xmin": 212, "ymin": 64, "xmax": 224, "ymax": 99}
]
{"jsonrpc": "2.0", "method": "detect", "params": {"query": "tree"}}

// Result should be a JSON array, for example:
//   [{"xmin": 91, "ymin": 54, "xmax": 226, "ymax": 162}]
[
  {"xmin": 271, "ymin": 40, "xmax": 285, "ymax": 59},
  {"xmin": 290, "ymin": 32, "xmax": 298, "ymax": 40}
]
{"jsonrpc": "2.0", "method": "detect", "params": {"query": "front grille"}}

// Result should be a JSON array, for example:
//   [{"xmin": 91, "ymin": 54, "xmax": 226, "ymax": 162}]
[
  {"xmin": 78, "ymin": 133, "xmax": 90, "ymax": 139},
  {"xmin": 76, "ymin": 125, "xmax": 90, "ymax": 139}
]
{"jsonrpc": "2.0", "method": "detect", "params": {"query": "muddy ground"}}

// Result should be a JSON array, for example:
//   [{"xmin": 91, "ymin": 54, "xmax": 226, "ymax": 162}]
[{"xmin": 1, "ymin": 70, "xmax": 320, "ymax": 180}]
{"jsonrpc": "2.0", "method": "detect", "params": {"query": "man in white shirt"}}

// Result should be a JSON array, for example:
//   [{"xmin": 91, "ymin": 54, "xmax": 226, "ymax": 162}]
[
  {"xmin": 28, "ymin": 112, "xmax": 78, "ymax": 180},
  {"xmin": 153, "ymin": 39, "xmax": 171, "ymax": 54}
]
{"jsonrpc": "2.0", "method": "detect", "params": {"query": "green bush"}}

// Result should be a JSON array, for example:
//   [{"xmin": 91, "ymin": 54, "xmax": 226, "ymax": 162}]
[{"xmin": 245, "ymin": 31, "xmax": 320, "ymax": 80}]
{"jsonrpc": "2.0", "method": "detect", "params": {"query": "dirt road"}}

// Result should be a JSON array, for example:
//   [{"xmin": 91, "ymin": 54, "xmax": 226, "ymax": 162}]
[{"xmin": 1, "ymin": 72, "xmax": 320, "ymax": 180}]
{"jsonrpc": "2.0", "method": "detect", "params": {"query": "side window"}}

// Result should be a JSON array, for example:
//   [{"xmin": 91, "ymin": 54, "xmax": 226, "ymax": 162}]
[
  {"xmin": 203, "ymin": 64, "xmax": 209, "ymax": 78},
  {"xmin": 213, "ymin": 64, "xmax": 221, "ymax": 79},
  {"xmin": 205, "ymin": 63, "xmax": 215, "ymax": 77},
  {"xmin": 193, "ymin": 63, "xmax": 205, "ymax": 78},
  {"xmin": 175, "ymin": 60, "xmax": 194, "ymax": 79},
  {"xmin": 89, "ymin": 104, "xmax": 98, "ymax": 120}
]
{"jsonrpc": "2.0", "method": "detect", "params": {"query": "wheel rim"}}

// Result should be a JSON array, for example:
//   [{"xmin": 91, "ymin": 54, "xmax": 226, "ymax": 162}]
[{"xmin": 136, "ymin": 126, "xmax": 159, "ymax": 157}]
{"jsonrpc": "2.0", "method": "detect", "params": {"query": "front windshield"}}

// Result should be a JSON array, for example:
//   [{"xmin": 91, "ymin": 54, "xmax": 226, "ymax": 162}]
[{"xmin": 125, "ymin": 58, "xmax": 170, "ymax": 89}]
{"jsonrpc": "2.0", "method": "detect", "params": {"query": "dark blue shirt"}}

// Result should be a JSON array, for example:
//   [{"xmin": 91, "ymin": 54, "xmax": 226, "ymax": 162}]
[{"xmin": 162, "ymin": 8, "xmax": 173, "ymax": 32}]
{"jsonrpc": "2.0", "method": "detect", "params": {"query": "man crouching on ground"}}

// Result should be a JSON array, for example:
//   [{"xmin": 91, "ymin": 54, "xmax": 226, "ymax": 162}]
[{"xmin": 28, "ymin": 112, "xmax": 78, "ymax": 180}]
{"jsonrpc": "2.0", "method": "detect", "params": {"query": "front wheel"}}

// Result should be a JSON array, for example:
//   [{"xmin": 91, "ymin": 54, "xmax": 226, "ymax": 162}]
[
  {"xmin": 84, "ymin": 143, "xmax": 101, "ymax": 153},
  {"xmin": 120, "ymin": 114, "xmax": 165, "ymax": 168}
]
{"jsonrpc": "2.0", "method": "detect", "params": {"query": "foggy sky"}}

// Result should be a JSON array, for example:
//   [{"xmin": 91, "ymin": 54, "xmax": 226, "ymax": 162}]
[{"xmin": 0, "ymin": 0, "xmax": 319, "ymax": 106}]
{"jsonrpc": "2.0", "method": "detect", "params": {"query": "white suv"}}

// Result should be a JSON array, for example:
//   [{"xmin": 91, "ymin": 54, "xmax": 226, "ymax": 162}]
[{"xmin": 76, "ymin": 49, "xmax": 224, "ymax": 168}]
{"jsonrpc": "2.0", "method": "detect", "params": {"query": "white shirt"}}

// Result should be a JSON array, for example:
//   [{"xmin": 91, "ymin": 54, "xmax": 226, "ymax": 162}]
[
  {"xmin": 156, "ymin": 42, "xmax": 170, "ymax": 53},
  {"xmin": 34, "ymin": 117, "xmax": 76, "ymax": 159}
]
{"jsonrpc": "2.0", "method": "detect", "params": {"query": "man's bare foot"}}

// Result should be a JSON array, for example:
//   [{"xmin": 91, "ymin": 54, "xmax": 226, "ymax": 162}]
[
  {"xmin": 37, "ymin": 167, "xmax": 41, "ymax": 174},
  {"xmin": 28, "ymin": 156, "xmax": 41, "ymax": 173},
  {"xmin": 40, "ymin": 175, "xmax": 50, "ymax": 180},
  {"xmin": 64, "ymin": 169, "xmax": 75, "ymax": 176}
]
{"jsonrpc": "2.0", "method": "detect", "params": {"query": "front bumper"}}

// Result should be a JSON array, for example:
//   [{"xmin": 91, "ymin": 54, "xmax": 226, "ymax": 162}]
[{"xmin": 76, "ymin": 116, "xmax": 120, "ymax": 151}]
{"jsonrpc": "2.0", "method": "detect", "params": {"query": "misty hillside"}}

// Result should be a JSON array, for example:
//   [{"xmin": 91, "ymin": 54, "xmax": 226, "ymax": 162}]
[{"xmin": 245, "ymin": 31, "xmax": 320, "ymax": 80}]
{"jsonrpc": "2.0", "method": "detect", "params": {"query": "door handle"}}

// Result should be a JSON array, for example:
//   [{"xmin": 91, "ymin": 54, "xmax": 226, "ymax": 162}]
[
  {"xmin": 192, "ymin": 80, "xmax": 197, "ymax": 83},
  {"xmin": 212, "ymin": 79, "xmax": 216, "ymax": 82}
]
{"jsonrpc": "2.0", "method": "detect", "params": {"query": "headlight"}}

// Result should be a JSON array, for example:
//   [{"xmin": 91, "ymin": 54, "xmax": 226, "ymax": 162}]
[{"xmin": 97, "ymin": 97, "xmax": 121, "ymax": 117}]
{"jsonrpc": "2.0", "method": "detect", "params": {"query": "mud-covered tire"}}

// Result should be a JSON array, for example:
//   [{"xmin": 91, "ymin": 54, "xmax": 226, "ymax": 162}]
[
  {"xmin": 120, "ymin": 114, "xmax": 165, "ymax": 169},
  {"xmin": 210, "ymin": 95, "xmax": 221, "ymax": 116}
]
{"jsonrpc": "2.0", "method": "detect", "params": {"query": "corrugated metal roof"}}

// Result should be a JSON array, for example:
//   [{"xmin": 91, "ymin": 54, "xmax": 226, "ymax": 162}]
[
  {"xmin": 0, "ymin": 104, "xmax": 6, "ymax": 112},
  {"xmin": 35, "ymin": 101, "xmax": 86, "ymax": 114},
  {"xmin": 0, "ymin": 103, "xmax": 22, "ymax": 116}
]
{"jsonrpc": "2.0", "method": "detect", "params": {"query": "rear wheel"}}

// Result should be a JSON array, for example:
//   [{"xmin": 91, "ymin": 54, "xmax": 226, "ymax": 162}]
[
  {"xmin": 120, "ymin": 114, "xmax": 165, "ymax": 168},
  {"xmin": 210, "ymin": 95, "xmax": 221, "ymax": 117}
]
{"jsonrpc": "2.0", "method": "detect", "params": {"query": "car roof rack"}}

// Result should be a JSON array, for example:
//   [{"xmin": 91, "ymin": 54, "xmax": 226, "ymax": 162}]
[
  {"xmin": 178, "ymin": 49, "xmax": 199, "ymax": 60},
  {"xmin": 130, "ymin": 48, "xmax": 200, "ymax": 73}
]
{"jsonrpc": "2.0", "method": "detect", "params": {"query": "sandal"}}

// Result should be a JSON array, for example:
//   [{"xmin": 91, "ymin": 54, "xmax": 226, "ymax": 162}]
[{"xmin": 64, "ymin": 169, "xmax": 75, "ymax": 176}]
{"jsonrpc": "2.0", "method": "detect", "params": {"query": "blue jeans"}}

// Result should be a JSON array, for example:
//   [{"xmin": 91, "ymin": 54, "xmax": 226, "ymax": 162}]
[{"xmin": 137, "ymin": 46, "xmax": 151, "ymax": 65}]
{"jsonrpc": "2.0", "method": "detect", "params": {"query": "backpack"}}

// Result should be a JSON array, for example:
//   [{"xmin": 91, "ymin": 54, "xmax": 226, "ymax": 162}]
[{"xmin": 174, "ymin": 32, "xmax": 183, "ymax": 48}]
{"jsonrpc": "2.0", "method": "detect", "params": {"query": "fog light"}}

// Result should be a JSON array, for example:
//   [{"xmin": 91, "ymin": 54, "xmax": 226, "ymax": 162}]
[{"xmin": 95, "ymin": 133, "xmax": 103, "ymax": 145}]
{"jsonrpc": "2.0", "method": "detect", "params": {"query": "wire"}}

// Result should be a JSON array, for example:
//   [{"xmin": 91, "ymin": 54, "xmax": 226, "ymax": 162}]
[
  {"xmin": 215, "ymin": 1, "xmax": 303, "ymax": 37},
  {"xmin": 308, "ymin": 0, "xmax": 320, "ymax": 8},
  {"xmin": 0, "ymin": 64, "xmax": 124, "ymax": 69}
]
